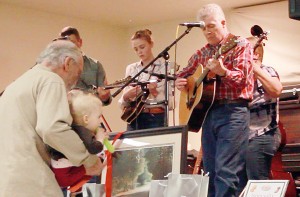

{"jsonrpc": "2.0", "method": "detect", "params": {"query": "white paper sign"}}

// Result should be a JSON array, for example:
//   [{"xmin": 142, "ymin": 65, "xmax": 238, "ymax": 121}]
[{"xmin": 240, "ymin": 180, "xmax": 289, "ymax": 197}]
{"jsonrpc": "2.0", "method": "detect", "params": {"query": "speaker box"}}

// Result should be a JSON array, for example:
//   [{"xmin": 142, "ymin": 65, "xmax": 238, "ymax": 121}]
[{"xmin": 289, "ymin": 0, "xmax": 300, "ymax": 20}]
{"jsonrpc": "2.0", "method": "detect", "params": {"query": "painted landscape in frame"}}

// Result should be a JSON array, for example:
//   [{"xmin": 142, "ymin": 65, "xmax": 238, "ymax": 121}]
[
  {"xmin": 112, "ymin": 144, "xmax": 173, "ymax": 196},
  {"xmin": 103, "ymin": 125, "xmax": 188, "ymax": 197}
]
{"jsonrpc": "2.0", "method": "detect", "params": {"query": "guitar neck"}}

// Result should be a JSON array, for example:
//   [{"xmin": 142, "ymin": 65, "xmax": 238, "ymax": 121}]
[{"xmin": 195, "ymin": 67, "xmax": 210, "ymax": 87}]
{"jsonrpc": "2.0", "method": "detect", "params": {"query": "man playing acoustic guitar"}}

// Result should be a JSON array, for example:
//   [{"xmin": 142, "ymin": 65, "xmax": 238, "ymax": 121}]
[{"xmin": 175, "ymin": 3, "xmax": 254, "ymax": 197}]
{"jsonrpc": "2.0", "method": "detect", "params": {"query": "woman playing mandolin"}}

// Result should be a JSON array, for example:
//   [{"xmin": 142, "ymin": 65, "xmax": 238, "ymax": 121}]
[{"xmin": 118, "ymin": 29, "xmax": 173, "ymax": 131}]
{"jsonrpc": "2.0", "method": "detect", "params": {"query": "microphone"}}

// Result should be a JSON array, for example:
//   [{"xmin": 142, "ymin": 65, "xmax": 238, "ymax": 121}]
[{"xmin": 180, "ymin": 21, "xmax": 205, "ymax": 28}]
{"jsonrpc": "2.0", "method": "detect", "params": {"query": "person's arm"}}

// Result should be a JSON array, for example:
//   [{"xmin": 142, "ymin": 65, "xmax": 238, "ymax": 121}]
[
  {"xmin": 217, "ymin": 40, "xmax": 253, "ymax": 88},
  {"xmin": 35, "ymin": 81, "xmax": 97, "ymax": 168},
  {"xmin": 118, "ymin": 64, "xmax": 142, "ymax": 108},
  {"xmin": 175, "ymin": 51, "xmax": 202, "ymax": 91},
  {"xmin": 97, "ymin": 77, "xmax": 112, "ymax": 105},
  {"xmin": 177, "ymin": 51, "xmax": 202, "ymax": 78},
  {"xmin": 123, "ymin": 86, "xmax": 142, "ymax": 101},
  {"xmin": 254, "ymin": 63, "xmax": 282, "ymax": 98},
  {"xmin": 175, "ymin": 77, "xmax": 188, "ymax": 91},
  {"xmin": 147, "ymin": 81, "xmax": 158, "ymax": 97},
  {"xmin": 85, "ymin": 158, "xmax": 105, "ymax": 176},
  {"xmin": 72, "ymin": 125, "xmax": 104, "ymax": 154},
  {"xmin": 96, "ymin": 61, "xmax": 112, "ymax": 106}
]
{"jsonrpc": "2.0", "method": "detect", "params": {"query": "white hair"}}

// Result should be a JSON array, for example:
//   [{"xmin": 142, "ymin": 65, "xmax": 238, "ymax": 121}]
[
  {"xmin": 68, "ymin": 90, "xmax": 102, "ymax": 124},
  {"xmin": 36, "ymin": 40, "xmax": 82, "ymax": 68},
  {"xmin": 197, "ymin": 3, "xmax": 226, "ymax": 21}
]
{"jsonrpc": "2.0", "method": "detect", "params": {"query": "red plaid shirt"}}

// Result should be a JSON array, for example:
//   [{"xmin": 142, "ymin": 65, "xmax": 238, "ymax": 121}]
[{"xmin": 177, "ymin": 35, "xmax": 254, "ymax": 101}]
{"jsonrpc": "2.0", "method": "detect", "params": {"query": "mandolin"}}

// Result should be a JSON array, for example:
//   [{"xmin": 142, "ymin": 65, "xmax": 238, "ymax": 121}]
[{"xmin": 120, "ymin": 88, "xmax": 149, "ymax": 124}]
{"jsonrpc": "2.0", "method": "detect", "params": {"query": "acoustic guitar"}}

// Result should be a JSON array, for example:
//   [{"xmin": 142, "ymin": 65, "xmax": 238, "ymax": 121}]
[{"xmin": 179, "ymin": 34, "xmax": 238, "ymax": 132}]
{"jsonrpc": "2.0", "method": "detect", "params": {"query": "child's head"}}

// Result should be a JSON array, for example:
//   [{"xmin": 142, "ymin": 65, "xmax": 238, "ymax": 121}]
[{"xmin": 68, "ymin": 89, "xmax": 102, "ymax": 131}]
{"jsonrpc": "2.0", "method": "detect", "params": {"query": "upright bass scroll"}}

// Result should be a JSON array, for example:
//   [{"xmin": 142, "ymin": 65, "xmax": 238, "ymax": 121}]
[{"xmin": 250, "ymin": 25, "xmax": 270, "ymax": 50}]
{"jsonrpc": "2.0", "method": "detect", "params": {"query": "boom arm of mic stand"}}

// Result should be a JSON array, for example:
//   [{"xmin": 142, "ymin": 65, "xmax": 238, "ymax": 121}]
[
  {"xmin": 143, "ymin": 70, "xmax": 177, "ymax": 81},
  {"xmin": 112, "ymin": 27, "xmax": 192, "ymax": 98}
]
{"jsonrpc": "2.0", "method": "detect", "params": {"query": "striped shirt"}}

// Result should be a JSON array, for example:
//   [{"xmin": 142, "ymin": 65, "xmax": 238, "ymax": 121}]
[{"xmin": 177, "ymin": 34, "xmax": 254, "ymax": 101}]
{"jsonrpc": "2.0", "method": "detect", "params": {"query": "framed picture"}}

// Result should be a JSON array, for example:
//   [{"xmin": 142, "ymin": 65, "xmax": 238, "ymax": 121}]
[
  {"xmin": 101, "ymin": 125, "xmax": 188, "ymax": 197},
  {"xmin": 240, "ymin": 180, "xmax": 289, "ymax": 197}
]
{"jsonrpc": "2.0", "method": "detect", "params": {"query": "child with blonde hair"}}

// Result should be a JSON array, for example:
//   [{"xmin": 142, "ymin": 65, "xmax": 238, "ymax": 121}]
[{"xmin": 49, "ymin": 89, "xmax": 108, "ymax": 197}]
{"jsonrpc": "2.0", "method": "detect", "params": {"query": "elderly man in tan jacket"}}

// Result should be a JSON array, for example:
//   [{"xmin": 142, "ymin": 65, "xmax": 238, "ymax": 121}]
[{"xmin": 0, "ymin": 40, "xmax": 103, "ymax": 196}]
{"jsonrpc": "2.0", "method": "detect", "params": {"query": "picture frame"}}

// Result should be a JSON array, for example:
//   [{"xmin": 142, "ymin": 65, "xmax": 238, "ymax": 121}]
[
  {"xmin": 100, "ymin": 114, "xmax": 112, "ymax": 132},
  {"xmin": 101, "ymin": 125, "xmax": 188, "ymax": 197},
  {"xmin": 239, "ymin": 180, "xmax": 289, "ymax": 197}
]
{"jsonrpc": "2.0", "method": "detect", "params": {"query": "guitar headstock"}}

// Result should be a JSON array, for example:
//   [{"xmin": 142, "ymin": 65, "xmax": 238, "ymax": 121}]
[{"xmin": 215, "ymin": 35, "xmax": 238, "ymax": 59}]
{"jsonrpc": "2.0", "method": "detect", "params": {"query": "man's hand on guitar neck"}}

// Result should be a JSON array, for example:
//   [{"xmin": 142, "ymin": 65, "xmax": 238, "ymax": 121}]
[
  {"xmin": 206, "ymin": 58, "xmax": 227, "ymax": 77},
  {"xmin": 175, "ymin": 78, "xmax": 188, "ymax": 91}
]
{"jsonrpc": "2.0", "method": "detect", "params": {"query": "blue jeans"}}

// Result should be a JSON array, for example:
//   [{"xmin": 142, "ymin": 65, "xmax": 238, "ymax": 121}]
[
  {"xmin": 202, "ymin": 102, "xmax": 249, "ymax": 197},
  {"xmin": 62, "ymin": 188, "xmax": 67, "ymax": 197},
  {"xmin": 246, "ymin": 128, "xmax": 280, "ymax": 180},
  {"xmin": 127, "ymin": 112, "xmax": 165, "ymax": 131}
]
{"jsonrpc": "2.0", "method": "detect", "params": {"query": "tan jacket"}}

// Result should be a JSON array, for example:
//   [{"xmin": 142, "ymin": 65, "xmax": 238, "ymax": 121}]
[{"xmin": 0, "ymin": 65, "xmax": 98, "ymax": 197}]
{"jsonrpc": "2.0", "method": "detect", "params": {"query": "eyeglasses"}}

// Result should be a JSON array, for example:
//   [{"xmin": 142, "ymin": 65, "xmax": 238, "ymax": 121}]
[{"xmin": 52, "ymin": 36, "xmax": 70, "ymax": 42}]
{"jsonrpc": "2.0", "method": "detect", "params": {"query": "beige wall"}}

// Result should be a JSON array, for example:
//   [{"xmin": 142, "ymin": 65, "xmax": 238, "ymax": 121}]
[
  {"xmin": 0, "ymin": 3, "xmax": 205, "ymax": 149},
  {"xmin": 0, "ymin": 3, "xmax": 129, "ymax": 132},
  {"xmin": 229, "ymin": 1, "xmax": 300, "ymax": 86},
  {"xmin": 1, "ymin": 1, "xmax": 299, "ymax": 151}
]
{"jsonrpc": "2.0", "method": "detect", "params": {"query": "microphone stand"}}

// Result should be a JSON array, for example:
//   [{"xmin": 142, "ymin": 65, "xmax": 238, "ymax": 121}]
[
  {"xmin": 163, "ymin": 55, "xmax": 170, "ymax": 127},
  {"xmin": 112, "ymin": 27, "xmax": 193, "ymax": 127},
  {"xmin": 142, "ymin": 70, "xmax": 177, "ymax": 81}
]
